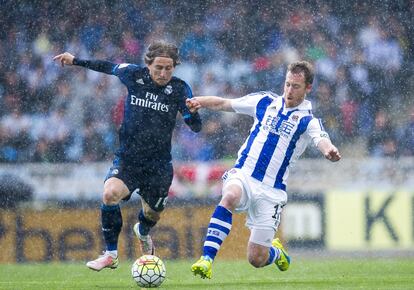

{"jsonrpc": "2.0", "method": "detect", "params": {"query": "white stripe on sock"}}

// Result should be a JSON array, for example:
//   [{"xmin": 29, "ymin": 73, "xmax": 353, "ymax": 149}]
[
  {"xmin": 204, "ymin": 241, "xmax": 221, "ymax": 250},
  {"xmin": 210, "ymin": 217, "xmax": 232, "ymax": 229},
  {"xmin": 274, "ymin": 248, "xmax": 281, "ymax": 261}
]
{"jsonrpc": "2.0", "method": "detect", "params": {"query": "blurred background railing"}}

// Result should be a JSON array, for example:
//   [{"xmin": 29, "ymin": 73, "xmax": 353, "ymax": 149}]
[
  {"xmin": 0, "ymin": 158, "xmax": 413, "ymax": 202},
  {"xmin": 0, "ymin": 159, "xmax": 413, "ymax": 263}
]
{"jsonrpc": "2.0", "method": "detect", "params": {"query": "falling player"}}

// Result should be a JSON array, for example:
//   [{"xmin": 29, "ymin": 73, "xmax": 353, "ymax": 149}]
[{"xmin": 187, "ymin": 61, "xmax": 341, "ymax": 278}]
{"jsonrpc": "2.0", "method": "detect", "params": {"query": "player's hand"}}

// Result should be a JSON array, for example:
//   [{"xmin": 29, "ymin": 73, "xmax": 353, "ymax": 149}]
[
  {"xmin": 186, "ymin": 98, "xmax": 201, "ymax": 113},
  {"xmin": 324, "ymin": 146, "xmax": 341, "ymax": 162},
  {"xmin": 53, "ymin": 52, "xmax": 75, "ymax": 67}
]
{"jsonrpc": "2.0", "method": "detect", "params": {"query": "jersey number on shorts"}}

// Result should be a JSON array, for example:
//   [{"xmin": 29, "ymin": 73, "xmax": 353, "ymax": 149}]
[
  {"xmin": 155, "ymin": 197, "xmax": 168, "ymax": 209},
  {"xmin": 272, "ymin": 204, "xmax": 283, "ymax": 227}
]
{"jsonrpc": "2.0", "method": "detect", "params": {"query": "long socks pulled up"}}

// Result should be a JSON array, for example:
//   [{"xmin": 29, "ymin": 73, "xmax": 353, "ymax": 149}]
[
  {"xmin": 202, "ymin": 205, "xmax": 232, "ymax": 260},
  {"xmin": 138, "ymin": 209, "xmax": 157, "ymax": 236},
  {"xmin": 101, "ymin": 204, "xmax": 122, "ymax": 252}
]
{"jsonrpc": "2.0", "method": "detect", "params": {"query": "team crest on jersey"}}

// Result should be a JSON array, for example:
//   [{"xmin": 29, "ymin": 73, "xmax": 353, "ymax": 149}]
[
  {"xmin": 136, "ymin": 78, "xmax": 144, "ymax": 85},
  {"xmin": 111, "ymin": 169, "xmax": 119, "ymax": 175},
  {"xmin": 292, "ymin": 115, "xmax": 299, "ymax": 122},
  {"xmin": 164, "ymin": 85, "xmax": 173, "ymax": 95}
]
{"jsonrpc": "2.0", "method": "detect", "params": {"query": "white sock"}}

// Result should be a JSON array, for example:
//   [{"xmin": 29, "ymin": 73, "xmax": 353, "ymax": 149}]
[{"xmin": 106, "ymin": 250, "xmax": 118, "ymax": 258}]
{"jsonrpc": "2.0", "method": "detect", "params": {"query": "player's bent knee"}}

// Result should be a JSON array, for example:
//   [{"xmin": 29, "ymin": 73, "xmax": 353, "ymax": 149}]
[
  {"xmin": 247, "ymin": 243, "xmax": 269, "ymax": 268},
  {"xmin": 102, "ymin": 188, "xmax": 125, "ymax": 205},
  {"xmin": 103, "ymin": 178, "xmax": 129, "ymax": 204},
  {"xmin": 247, "ymin": 254, "xmax": 266, "ymax": 268},
  {"xmin": 220, "ymin": 190, "xmax": 241, "ymax": 210}
]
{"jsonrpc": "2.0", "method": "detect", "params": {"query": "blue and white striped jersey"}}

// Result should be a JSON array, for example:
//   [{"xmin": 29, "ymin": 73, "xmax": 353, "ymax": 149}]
[{"xmin": 231, "ymin": 91, "xmax": 329, "ymax": 191}]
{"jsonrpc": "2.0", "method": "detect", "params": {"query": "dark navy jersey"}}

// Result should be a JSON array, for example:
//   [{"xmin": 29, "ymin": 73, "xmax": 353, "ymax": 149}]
[{"xmin": 73, "ymin": 58, "xmax": 202, "ymax": 164}]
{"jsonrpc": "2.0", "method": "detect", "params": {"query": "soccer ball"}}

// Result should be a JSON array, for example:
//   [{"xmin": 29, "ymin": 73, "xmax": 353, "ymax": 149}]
[{"xmin": 131, "ymin": 255, "xmax": 166, "ymax": 288}]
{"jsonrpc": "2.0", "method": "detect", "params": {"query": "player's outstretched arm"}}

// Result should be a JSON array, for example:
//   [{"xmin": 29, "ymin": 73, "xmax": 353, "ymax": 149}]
[
  {"xmin": 53, "ymin": 52, "xmax": 115, "ymax": 74},
  {"xmin": 317, "ymin": 139, "xmax": 341, "ymax": 162},
  {"xmin": 186, "ymin": 96, "xmax": 234, "ymax": 113},
  {"xmin": 53, "ymin": 52, "xmax": 75, "ymax": 67}
]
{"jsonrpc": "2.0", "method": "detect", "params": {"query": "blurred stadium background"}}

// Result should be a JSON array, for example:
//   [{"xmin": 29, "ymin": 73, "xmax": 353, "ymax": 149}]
[{"xmin": 0, "ymin": 0, "xmax": 413, "ymax": 264}]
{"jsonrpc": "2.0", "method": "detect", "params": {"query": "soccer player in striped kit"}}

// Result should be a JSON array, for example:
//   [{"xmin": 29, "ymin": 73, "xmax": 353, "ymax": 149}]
[
  {"xmin": 54, "ymin": 41, "xmax": 202, "ymax": 271},
  {"xmin": 187, "ymin": 61, "xmax": 341, "ymax": 279}
]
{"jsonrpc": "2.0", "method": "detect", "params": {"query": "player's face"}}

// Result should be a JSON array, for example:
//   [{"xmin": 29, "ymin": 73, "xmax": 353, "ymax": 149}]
[
  {"xmin": 283, "ymin": 71, "xmax": 312, "ymax": 108},
  {"xmin": 148, "ymin": 57, "xmax": 175, "ymax": 86}
]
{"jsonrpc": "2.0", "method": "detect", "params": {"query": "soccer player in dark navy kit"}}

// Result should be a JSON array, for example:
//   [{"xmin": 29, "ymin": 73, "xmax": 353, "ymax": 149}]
[{"xmin": 54, "ymin": 41, "xmax": 202, "ymax": 271}]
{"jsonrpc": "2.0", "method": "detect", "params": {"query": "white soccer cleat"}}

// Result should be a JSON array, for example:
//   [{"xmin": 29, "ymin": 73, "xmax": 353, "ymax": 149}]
[
  {"xmin": 86, "ymin": 252, "xmax": 119, "ymax": 271},
  {"xmin": 133, "ymin": 223, "xmax": 155, "ymax": 255}
]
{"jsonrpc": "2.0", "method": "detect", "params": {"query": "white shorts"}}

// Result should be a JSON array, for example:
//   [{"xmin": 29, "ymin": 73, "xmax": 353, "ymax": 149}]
[{"xmin": 222, "ymin": 168, "xmax": 287, "ymax": 247}]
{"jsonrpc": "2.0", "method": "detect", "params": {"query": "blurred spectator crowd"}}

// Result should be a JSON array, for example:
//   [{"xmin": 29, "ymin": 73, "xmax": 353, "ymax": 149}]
[{"xmin": 0, "ymin": 0, "xmax": 413, "ymax": 163}]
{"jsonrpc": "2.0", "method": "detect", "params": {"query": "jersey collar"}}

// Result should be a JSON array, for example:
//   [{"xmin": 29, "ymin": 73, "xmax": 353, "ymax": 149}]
[{"xmin": 275, "ymin": 95, "xmax": 312, "ymax": 111}]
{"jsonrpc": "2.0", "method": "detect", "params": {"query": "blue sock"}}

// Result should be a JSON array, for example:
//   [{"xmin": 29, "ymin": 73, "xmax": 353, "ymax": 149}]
[
  {"xmin": 266, "ymin": 246, "xmax": 279, "ymax": 266},
  {"xmin": 138, "ymin": 209, "xmax": 157, "ymax": 236},
  {"xmin": 203, "ymin": 205, "xmax": 232, "ymax": 260},
  {"xmin": 101, "ymin": 204, "xmax": 122, "ymax": 251}
]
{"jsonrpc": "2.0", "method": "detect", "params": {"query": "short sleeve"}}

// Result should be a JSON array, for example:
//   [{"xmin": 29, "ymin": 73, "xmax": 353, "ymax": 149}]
[
  {"xmin": 307, "ymin": 118, "xmax": 330, "ymax": 146},
  {"xmin": 231, "ymin": 93, "xmax": 264, "ymax": 116}
]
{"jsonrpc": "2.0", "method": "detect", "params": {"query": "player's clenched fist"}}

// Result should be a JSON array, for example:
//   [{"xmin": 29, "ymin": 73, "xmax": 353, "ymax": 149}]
[
  {"xmin": 186, "ymin": 98, "xmax": 201, "ymax": 113},
  {"xmin": 324, "ymin": 146, "xmax": 341, "ymax": 162},
  {"xmin": 53, "ymin": 52, "xmax": 75, "ymax": 67}
]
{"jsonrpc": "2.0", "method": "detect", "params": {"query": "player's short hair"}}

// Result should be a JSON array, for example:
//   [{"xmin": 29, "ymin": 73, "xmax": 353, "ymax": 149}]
[
  {"xmin": 287, "ymin": 61, "xmax": 314, "ymax": 85},
  {"xmin": 144, "ymin": 41, "xmax": 181, "ymax": 67}
]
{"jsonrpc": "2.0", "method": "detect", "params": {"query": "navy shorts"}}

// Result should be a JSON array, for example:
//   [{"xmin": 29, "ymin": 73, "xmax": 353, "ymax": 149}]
[{"xmin": 105, "ymin": 157, "xmax": 173, "ymax": 212}]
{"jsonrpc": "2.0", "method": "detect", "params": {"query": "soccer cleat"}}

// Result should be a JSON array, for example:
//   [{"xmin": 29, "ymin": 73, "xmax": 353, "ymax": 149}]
[
  {"xmin": 86, "ymin": 252, "xmax": 119, "ymax": 271},
  {"xmin": 272, "ymin": 238, "xmax": 291, "ymax": 271},
  {"xmin": 133, "ymin": 223, "xmax": 155, "ymax": 255},
  {"xmin": 191, "ymin": 255, "xmax": 213, "ymax": 279}
]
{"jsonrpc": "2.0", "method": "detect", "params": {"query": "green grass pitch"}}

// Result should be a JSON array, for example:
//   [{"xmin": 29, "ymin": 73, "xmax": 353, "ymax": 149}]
[{"xmin": 1, "ymin": 257, "xmax": 413, "ymax": 289}]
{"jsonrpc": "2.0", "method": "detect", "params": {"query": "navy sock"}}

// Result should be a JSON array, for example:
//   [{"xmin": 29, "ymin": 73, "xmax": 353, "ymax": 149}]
[
  {"xmin": 138, "ymin": 209, "xmax": 157, "ymax": 236},
  {"xmin": 101, "ymin": 204, "xmax": 122, "ymax": 251}
]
